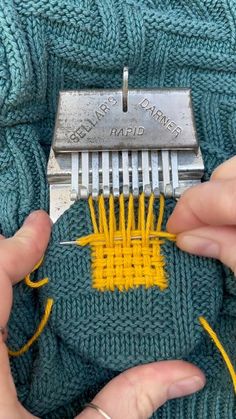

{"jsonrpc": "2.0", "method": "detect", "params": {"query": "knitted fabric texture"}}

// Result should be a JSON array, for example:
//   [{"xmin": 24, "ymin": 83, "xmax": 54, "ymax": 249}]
[{"xmin": 1, "ymin": 1, "xmax": 236, "ymax": 418}]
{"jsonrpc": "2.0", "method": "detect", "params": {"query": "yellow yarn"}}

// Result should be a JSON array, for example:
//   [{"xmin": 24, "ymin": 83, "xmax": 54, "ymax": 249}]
[
  {"xmin": 25, "ymin": 256, "xmax": 49, "ymax": 288},
  {"xmin": 8, "ymin": 256, "xmax": 53, "ymax": 357},
  {"xmin": 199, "ymin": 316, "xmax": 236, "ymax": 393},
  {"xmin": 78, "ymin": 194, "xmax": 176, "ymax": 291},
  {"xmin": 8, "ymin": 298, "xmax": 54, "ymax": 357}
]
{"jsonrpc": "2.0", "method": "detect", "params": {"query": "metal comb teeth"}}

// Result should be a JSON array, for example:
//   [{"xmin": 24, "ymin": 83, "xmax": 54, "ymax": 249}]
[{"xmin": 47, "ymin": 67, "xmax": 204, "ymax": 222}]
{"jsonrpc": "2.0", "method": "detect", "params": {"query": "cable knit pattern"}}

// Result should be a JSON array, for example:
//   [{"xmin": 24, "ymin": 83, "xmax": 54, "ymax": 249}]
[{"xmin": 1, "ymin": 1, "xmax": 236, "ymax": 418}]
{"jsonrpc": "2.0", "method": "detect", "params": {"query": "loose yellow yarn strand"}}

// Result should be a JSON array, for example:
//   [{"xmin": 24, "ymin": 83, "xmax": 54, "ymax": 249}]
[
  {"xmin": 24, "ymin": 257, "xmax": 48, "ymax": 288},
  {"xmin": 199, "ymin": 316, "xmax": 236, "ymax": 393},
  {"xmin": 25, "ymin": 274, "xmax": 48, "ymax": 288},
  {"xmin": 8, "ymin": 298, "xmax": 54, "ymax": 357}
]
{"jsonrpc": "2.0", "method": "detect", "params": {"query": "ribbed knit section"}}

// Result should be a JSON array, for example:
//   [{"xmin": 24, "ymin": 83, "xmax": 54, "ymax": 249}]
[{"xmin": 1, "ymin": 1, "xmax": 236, "ymax": 417}]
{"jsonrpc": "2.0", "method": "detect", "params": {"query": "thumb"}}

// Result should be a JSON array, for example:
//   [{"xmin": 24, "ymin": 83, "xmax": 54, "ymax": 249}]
[
  {"xmin": 77, "ymin": 361, "xmax": 205, "ymax": 419},
  {"xmin": 176, "ymin": 225, "xmax": 236, "ymax": 274},
  {"xmin": 0, "ymin": 210, "xmax": 52, "ymax": 328}
]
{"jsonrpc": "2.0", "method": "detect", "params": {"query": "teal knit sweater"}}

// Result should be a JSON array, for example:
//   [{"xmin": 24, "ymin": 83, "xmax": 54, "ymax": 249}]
[{"xmin": 1, "ymin": 1, "xmax": 236, "ymax": 418}]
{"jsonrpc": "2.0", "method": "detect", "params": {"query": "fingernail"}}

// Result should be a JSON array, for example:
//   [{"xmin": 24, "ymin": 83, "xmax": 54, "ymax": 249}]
[
  {"xmin": 23, "ymin": 212, "xmax": 40, "ymax": 226},
  {"xmin": 168, "ymin": 376, "xmax": 205, "ymax": 399},
  {"xmin": 178, "ymin": 235, "xmax": 220, "ymax": 258}
]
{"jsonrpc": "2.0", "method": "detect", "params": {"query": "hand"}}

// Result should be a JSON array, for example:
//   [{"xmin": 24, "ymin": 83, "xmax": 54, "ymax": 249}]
[
  {"xmin": 0, "ymin": 211, "xmax": 205, "ymax": 419},
  {"xmin": 167, "ymin": 156, "xmax": 236, "ymax": 273}
]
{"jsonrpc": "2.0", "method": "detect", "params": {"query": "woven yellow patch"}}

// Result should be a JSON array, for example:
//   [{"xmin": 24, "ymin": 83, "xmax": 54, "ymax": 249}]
[{"xmin": 78, "ymin": 193, "xmax": 176, "ymax": 291}]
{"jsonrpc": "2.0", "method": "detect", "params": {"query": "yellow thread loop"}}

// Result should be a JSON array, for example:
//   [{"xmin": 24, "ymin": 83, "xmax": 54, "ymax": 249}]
[
  {"xmin": 77, "ymin": 194, "xmax": 176, "ymax": 291},
  {"xmin": 25, "ymin": 274, "xmax": 48, "ymax": 288},
  {"xmin": 8, "ymin": 298, "xmax": 54, "ymax": 357},
  {"xmin": 24, "ymin": 257, "xmax": 48, "ymax": 288},
  {"xmin": 199, "ymin": 316, "xmax": 236, "ymax": 393},
  {"xmin": 108, "ymin": 195, "xmax": 115, "ymax": 245}
]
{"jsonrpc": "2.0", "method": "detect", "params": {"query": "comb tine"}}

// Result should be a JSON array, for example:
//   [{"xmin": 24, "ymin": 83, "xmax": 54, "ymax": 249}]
[
  {"xmin": 161, "ymin": 150, "xmax": 172, "ymax": 197},
  {"xmin": 92, "ymin": 152, "xmax": 99, "ymax": 199},
  {"xmin": 131, "ymin": 151, "xmax": 139, "ymax": 197},
  {"xmin": 142, "ymin": 150, "xmax": 151, "ymax": 196},
  {"xmin": 71, "ymin": 153, "xmax": 79, "ymax": 201},
  {"xmin": 112, "ymin": 151, "xmax": 119, "ymax": 197},
  {"xmin": 102, "ymin": 151, "xmax": 110, "ymax": 197},
  {"xmin": 151, "ymin": 150, "xmax": 160, "ymax": 197},
  {"xmin": 81, "ymin": 152, "xmax": 89, "ymax": 198},
  {"xmin": 122, "ymin": 151, "xmax": 129, "ymax": 197},
  {"xmin": 171, "ymin": 151, "xmax": 179, "ymax": 195}
]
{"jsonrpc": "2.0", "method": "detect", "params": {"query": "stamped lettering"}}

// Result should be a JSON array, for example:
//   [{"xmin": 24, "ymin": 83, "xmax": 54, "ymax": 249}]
[
  {"xmin": 139, "ymin": 98, "xmax": 182, "ymax": 138},
  {"xmin": 70, "ymin": 96, "xmax": 117, "ymax": 142},
  {"xmin": 110, "ymin": 126, "xmax": 144, "ymax": 137}
]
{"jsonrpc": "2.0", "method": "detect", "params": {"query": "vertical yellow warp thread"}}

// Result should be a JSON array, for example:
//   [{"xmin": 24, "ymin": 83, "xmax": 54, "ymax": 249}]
[
  {"xmin": 99, "ymin": 195, "xmax": 109, "ymax": 244},
  {"xmin": 139, "ymin": 193, "xmax": 145, "ymax": 245},
  {"xmin": 127, "ymin": 194, "xmax": 134, "ymax": 247},
  {"xmin": 109, "ymin": 194, "xmax": 115, "ymax": 245},
  {"xmin": 88, "ymin": 195, "xmax": 99, "ymax": 233},
  {"xmin": 199, "ymin": 316, "xmax": 236, "ymax": 393},
  {"xmin": 146, "ymin": 193, "xmax": 154, "ymax": 244},
  {"xmin": 119, "ymin": 194, "xmax": 126, "ymax": 245},
  {"xmin": 8, "ymin": 298, "xmax": 54, "ymax": 357}
]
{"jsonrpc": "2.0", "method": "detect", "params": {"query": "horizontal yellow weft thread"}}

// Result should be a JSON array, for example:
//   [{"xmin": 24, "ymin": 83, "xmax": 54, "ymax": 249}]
[{"xmin": 77, "ymin": 193, "xmax": 176, "ymax": 291}]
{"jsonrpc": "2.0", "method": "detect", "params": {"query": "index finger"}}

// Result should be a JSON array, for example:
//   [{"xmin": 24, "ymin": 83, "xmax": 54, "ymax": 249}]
[{"xmin": 167, "ymin": 178, "xmax": 236, "ymax": 234}]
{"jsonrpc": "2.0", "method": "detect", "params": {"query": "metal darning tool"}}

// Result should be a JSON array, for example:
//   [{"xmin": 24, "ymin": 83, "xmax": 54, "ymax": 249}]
[{"xmin": 47, "ymin": 67, "xmax": 204, "ymax": 223}]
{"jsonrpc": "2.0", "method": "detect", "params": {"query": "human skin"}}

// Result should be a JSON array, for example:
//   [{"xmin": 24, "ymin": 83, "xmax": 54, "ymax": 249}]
[
  {"xmin": 167, "ymin": 155, "xmax": 236, "ymax": 273},
  {"xmin": 7, "ymin": 153, "xmax": 236, "ymax": 419}
]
